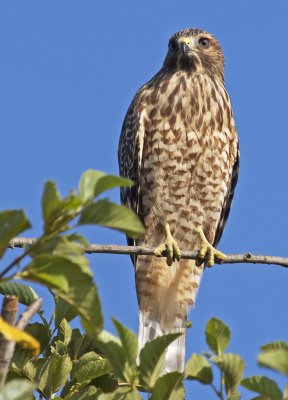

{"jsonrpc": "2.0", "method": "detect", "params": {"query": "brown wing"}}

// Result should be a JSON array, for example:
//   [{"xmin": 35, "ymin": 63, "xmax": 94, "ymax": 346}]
[
  {"xmin": 213, "ymin": 143, "xmax": 240, "ymax": 247},
  {"xmin": 118, "ymin": 95, "xmax": 144, "ymax": 263}
]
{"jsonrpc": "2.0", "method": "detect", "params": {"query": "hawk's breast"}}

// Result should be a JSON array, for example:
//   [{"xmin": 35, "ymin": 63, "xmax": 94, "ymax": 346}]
[{"xmin": 138, "ymin": 71, "xmax": 238, "ymax": 245}]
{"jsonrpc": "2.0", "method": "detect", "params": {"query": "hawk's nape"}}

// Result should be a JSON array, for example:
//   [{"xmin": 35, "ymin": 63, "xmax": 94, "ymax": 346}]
[{"xmin": 118, "ymin": 28, "xmax": 239, "ymax": 373}]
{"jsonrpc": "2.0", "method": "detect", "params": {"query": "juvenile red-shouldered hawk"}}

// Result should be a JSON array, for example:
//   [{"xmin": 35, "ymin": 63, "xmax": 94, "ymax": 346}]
[{"xmin": 118, "ymin": 28, "xmax": 239, "ymax": 373}]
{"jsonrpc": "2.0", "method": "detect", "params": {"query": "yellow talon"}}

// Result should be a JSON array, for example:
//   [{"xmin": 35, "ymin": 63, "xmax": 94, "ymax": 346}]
[
  {"xmin": 153, "ymin": 223, "xmax": 181, "ymax": 266},
  {"xmin": 197, "ymin": 227, "xmax": 226, "ymax": 267}
]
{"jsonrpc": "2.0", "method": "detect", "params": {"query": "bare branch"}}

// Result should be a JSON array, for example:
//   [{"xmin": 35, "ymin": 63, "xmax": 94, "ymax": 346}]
[
  {"xmin": 8, "ymin": 237, "xmax": 288, "ymax": 268},
  {"xmin": 0, "ymin": 296, "xmax": 19, "ymax": 388},
  {"xmin": 16, "ymin": 298, "xmax": 43, "ymax": 330},
  {"xmin": 0, "ymin": 298, "xmax": 42, "ymax": 388}
]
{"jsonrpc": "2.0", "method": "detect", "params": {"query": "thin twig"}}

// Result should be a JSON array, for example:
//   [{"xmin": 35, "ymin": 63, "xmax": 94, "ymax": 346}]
[
  {"xmin": 211, "ymin": 383, "xmax": 224, "ymax": 400},
  {"xmin": 0, "ymin": 296, "xmax": 19, "ymax": 388},
  {"xmin": 8, "ymin": 237, "xmax": 288, "ymax": 268},
  {"xmin": 16, "ymin": 298, "xmax": 43, "ymax": 330},
  {"xmin": 0, "ymin": 298, "xmax": 42, "ymax": 388}
]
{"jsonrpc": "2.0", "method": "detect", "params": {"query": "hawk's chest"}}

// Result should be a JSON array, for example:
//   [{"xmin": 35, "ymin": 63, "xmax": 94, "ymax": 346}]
[{"xmin": 139, "ymin": 73, "xmax": 233, "ymax": 175}]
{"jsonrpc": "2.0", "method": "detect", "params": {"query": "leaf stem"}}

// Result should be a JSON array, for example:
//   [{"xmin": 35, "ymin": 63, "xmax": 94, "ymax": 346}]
[
  {"xmin": 0, "ymin": 247, "xmax": 30, "ymax": 279},
  {"xmin": 211, "ymin": 383, "xmax": 224, "ymax": 400}
]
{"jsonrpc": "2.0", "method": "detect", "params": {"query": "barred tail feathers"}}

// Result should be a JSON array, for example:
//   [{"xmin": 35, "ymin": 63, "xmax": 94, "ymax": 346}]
[
  {"xmin": 138, "ymin": 311, "xmax": 186, "ymax": 373},
  {"xmin": 136, "ymin": 255, "xmax": 203, "ymax": 373}
]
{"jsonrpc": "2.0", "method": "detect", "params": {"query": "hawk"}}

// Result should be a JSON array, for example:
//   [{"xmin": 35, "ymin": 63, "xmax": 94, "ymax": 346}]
[{"xmin": 118, "ymin": 28, "xmax": 239, "ymax": 373}]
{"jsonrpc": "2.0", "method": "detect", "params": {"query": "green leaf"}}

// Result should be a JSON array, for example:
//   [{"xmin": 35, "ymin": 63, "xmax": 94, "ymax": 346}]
[
  {"xmin": 78, "ymin": 200, "xmax": 145, "ymax": 239},
  {"xmin": 42, "ymin": 181, "xmax": 61, "ymax": 226},
  {"xmin": 10, "ymin": 349, "xmax": 34, "ymax": 374},
  {"xmin": 205, "ymin": 317, "xmax": 231, "ymax": 356},
  {"xmin": 261, "ymin": 341, "xmax": 288, "ymax": 351},
  {"xmin": 58, "ymin": 318, "xmax": 72, "ymax": 345},
  {"xmin": 284, "ymin": 383, "xmax": 288, "ymax": 400},
  {"xmin": 79, "ymin": 170, "xmax": 132, "ymax": 201},
  {"xmin": 41, "ymin": 183, "xmax": 82, "ymax": 234},
  {"xmin": 55, "ymin": 296, "xmax": 78, "ymax": 327},
  {"xmin": 20, "ymin": 254, "xmax": 103, "ymax": 336},
  {"xmin": 138, "ymin": 333, "xmax": 181, "ymax": 389},
  {"xmin": 25, "ymin": 322, "xmax": 51, "ymax": 352},
  {"xmin": 150, "ymin": 371, "xmax": 185, "ymax": 400},
  {"xmin": 98, "ymin": 387, "xmax": 141, "ymax": 400},
  {"xmin": 241, "ymin": 375, "xmax": 282, "ymax": 399},
  {"xmin": 96, "ymin": 330, "xmax": 126, "ymax": 381},
  {"xmin": 0, "ymin": 281, "xmax": 38, "ymax": 305},
  {"xmin": 228, "ymin": 393, "xmax": 241, "ymax": 400},
  {"xmin": 112, "ymin": 318, "xmax": 138, "ymax": 380},
  {"xmin": 185, "ymin": 354, "xmax": 213, "ymax": 384},
  {"xmin": 91, "ymin": 374, "xmax": 118, "ymax": 394},
  {"xmin": 0, "ymin": 379, "xmax": 35, "ymax": 400},
  {"xmin": 71, "ymin": 351, "xmax": 112, "ymax": 384},
  {"xmin": 258, "ymin": 348, "xmax": 288, "ymax": 375},
  {"xmin": 67, "ymin": 329, "xmax": 98, "ymax": 361},
  {"xmin": 211, "ymin": 353, "xmax": 245, "ymax": 397},
  {"xmin": 0, "ymin": 210, "xmax": 31, "ymax": 259},
  {"xmin": 67, "ymin": 385, "xmax": 101, "ymax": 400},
  {"xmin": 23, "ymin": 353, "xmax": 72, "ymax": 398}
]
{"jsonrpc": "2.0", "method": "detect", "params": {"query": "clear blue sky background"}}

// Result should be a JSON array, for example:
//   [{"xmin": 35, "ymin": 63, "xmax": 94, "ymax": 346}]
[{"xmin": 0, "ymin": 1, "xmax": 287, "ymax": 398}]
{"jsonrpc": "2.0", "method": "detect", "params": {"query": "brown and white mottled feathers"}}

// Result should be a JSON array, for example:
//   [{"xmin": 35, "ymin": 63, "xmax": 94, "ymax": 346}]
[{"xmin": 118, "ymin": 28, "xmax": 239, "ymax": 373}]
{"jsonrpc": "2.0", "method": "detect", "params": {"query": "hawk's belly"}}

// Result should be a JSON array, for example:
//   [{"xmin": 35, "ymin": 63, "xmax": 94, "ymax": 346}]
[{"xmin": 140, "ymin": 126, "xmax": 232, "ymax": 247}]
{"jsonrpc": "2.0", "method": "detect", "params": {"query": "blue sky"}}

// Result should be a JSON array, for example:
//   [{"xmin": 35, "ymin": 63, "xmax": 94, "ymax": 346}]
[{"xmin": 0, "ymin": 1, "xmax": 287, "ymax": 398}]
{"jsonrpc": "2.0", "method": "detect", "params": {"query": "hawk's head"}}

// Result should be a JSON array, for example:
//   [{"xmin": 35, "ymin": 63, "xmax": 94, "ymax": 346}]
[{"xmin": 163, "ymin": 29, "xmax": 224, "ymax": 80}]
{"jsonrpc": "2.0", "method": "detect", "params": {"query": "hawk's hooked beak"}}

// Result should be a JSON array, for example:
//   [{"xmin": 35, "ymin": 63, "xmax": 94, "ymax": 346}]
[{"xmin": 178, "ymin": 37, "xmax": 191, "ymax": 55}]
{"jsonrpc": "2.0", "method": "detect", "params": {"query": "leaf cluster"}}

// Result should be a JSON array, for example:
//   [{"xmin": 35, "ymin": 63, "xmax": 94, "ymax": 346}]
[{"xmin": 0, "ymin": 170, "xmax": 286, "ymax": 399}]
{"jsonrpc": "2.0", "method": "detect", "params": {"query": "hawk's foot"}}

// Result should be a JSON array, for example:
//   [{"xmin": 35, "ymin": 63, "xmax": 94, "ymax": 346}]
[
  {"xmin": 153, "ymin": 223, "xmax": 181, "ymax": 266},
  {"xmin": 197, "ymin": 228, "xmax": 226, "ymax": 267}
]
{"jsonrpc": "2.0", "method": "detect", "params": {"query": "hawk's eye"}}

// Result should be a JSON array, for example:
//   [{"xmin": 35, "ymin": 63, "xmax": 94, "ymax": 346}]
[
  {"xmin": 169, "ymin": 40, "xmax": 178, "ymax": 51},
  {"xmin": 198, "ymin": 37, "xmax": 210, "ymax": 48}
]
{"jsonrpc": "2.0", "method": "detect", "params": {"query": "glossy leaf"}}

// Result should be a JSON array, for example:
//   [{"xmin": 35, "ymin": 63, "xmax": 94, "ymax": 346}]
[
  {"xmin": 150, "ymin": 371, "xmax": 184, "ymax": 400},
  {"xmin": 55, "ymin": 296, "xmax": 78, "ymax": 327},
  {"xmin": 78, "ymin": 200, "xmax": 145, "ymax": 239},
  {"xmin": 0, "ymin": 210, "xmax": 31, "ymax": 259},
  {"xmin": 67, "ymin": 385, "xmax": 102, "ymax": 400},
  {"xmin": 258, "ymin": 348, "xmax": 288, "ymax": 375},
  {"xmin": 20, "ymin": 255, "xmax": 103, "ymax": 335},
  {"xmin": 96, "ymin": 330, "xmax": 126, "ymax": 381},
  {"xmin": 205, "ymin": 317, "xmax": 231, "ymax": 356},
  {"xmin": 41, "ymin": 182, "xmax": 82, "ymax": 234},
  {"xmin": 67, "ymin": 329, "xmax": 99, "ymax": 360},
  {"xmin": 0, "ymin": 379, "xmax": 35, "ymax": 400},
  {"xmin": 261, "ymin": 341, "xmax": 288, "ymax": 351},
  {"xmin": 0, "ymin": 281, "xmax": 38, "ymax": 305},
  {"xmin": 10, "ymin": 349, "xmax": 34, "ymax": 373},
  {"xmin": 211, "ymin": 353, "xmax": 245, "ymax": 397},
  {"xmin": 23, "ymin": 353, "xmax": 72, "ymax": 398},
  {"xmin": 139, "ymin": 333, "xmax": 181, "ymax": 389},
  {"xmin": 58, "ymin": 318, "xmax": 72, "ymax": 345},
  {"xmin": 112, "ymin": 318, "xmax": 138, "ymax": 378},
  {"xmin": 98, "ymin": 387, "xmax": 141, "ymax": 400},
  {"xmin": 25, "ymin": 322, "xmax": 50, "ymax": 353},
  {"xmin": 91, "ymin": 374, "xmax": 118, "ymax": 394},
  {"xmin": 42, "ymin": 181, "xmax": 61, "ymax": 226},
  {"xmin": 79, "ymin": 170, "xmax": 132, "ymax": 200},
  {"xmin": 71, "ymin": 351, "xmax": 112, "ymax": 384},
  {"xmin": 241, "ymin": 375, "xmax": 282, "ymax": 399},
  {"xmin": 185, "ymin": 354, "xmax": 213, "ymax": 384}
]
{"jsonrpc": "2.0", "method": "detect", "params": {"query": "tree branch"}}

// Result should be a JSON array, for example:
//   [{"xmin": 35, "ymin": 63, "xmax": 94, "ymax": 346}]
[
  {"xmin": 0, "ymin": 296, "xmax": 19, "ymax": 388},
  {"xmin": 0, "ymin": 298, "xmax": 42, "ymax": 388},
  {"xmin": 15, "ymin": 298, "xmax": 43, "ymax": 330},
  {"xmin": 8, "ymin": 237, "xmax": 288, "ymax": 268}
]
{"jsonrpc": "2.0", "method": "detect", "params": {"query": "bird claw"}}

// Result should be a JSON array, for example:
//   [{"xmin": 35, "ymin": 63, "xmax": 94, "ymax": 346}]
[
  {"xmin": 153, "ymin": 224, "xmax": 181, "ymax": 266},
  {"xmin": 197, "ymin": 228, "xmax": 226, "ymax": 267}
]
